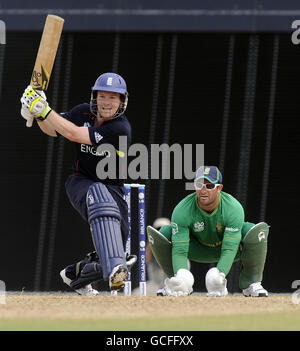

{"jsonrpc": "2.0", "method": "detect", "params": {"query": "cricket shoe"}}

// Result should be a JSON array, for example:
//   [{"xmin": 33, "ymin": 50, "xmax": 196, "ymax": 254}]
[
  {"xmin": 60, "ymin": 269, "xmax": 99, "ymax": 296},
  {"xmin": 242, "ymin": 282, "xmax": 268, "ymax": 297},
  {"xmin": 126, "ymin": 253, "xmax": 137, "ymax": 270},
  {"xmin": 82, "ymin": 251, "xmax": 137, "ymax": 270},
  {"xmin": 109, "ymin": 264, "xmax": 129, "ymax": 292}
]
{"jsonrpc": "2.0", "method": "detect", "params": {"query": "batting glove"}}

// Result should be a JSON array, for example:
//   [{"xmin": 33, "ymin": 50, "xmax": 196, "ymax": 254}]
[
  {"xmin": 21, "ymin": 85, "xmax": 52, "ymax": 121},
  {"xmin": 20, "ymin": 105, "xmax": 35, "ymax": 127}
]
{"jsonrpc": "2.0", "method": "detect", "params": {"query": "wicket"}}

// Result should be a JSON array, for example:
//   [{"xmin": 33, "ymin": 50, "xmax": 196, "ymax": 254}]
[{"xmin": 111, "ymin": 183, "xmax": 146, "ymax": 296}]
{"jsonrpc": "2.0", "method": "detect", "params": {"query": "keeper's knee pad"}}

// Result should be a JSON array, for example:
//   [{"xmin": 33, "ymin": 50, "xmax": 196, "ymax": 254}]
[
  {"xmin": 147, "ymin": 225, "xmax": 173, "ymax": 277},
  {"xmin": 239, "ymin": 222, "xmax": 270, "ymax": 289}
]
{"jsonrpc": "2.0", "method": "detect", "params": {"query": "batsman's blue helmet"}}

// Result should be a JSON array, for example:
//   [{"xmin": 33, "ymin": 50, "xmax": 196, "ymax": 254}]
[{"xmin": 90, "ymin": 72, "xmax": 128, "ymax": 118}]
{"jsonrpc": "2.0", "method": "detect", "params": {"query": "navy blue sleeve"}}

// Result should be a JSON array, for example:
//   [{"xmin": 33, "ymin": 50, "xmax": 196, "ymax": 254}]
[
  {"xmin": 59, "ymin": 103, "xmax": 91, "ymax": 125},
  {"xmin": 88, "ymin": 117, "xmax": 131, "ymax": 150}
]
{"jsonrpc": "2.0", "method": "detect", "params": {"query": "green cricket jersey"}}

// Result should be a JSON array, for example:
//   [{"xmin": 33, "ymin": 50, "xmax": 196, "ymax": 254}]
[{"xmin": 171, "ymin": 191, "xmax": 244, "ymax": 275}]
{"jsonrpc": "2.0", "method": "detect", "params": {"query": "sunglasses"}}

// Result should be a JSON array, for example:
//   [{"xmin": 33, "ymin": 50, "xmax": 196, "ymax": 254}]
[{"xmin": 194, "ymin": 181, "xmax": 221, "ymax": 191}]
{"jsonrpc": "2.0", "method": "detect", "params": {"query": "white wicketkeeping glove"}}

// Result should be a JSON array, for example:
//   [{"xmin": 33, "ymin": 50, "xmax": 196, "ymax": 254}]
[
  {"xmin": 205, "ymin": 267, "xmax": 228, "ymax": 297},
  {"xmin": 20, "ymin": 86, "xmax": 52, "ymax": 127},
  {"xmin": 164, "ymin": 269, "xmax": 194, "ymax": 297}
]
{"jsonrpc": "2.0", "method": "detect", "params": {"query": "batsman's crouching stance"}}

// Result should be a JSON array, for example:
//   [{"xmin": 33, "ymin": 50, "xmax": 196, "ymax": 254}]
[
  {"xmin": 147, "ymin": 166, "xmax": 269, "ymax": 297},
  {"xmin": 20, "ymin": 73, "xmax": 137, "ymax": 295}
]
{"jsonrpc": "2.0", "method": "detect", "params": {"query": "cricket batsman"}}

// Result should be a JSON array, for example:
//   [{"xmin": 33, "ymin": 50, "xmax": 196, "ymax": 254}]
[
  {"xmin": 20, "ymin": 73, "xmax": 134, "ymax": 295},
  {"xmin": 147, "ymin": 166, "xmax": 269, "ymax": 297}
]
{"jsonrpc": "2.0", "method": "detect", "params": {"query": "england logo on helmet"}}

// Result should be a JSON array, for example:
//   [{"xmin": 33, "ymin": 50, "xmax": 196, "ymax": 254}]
[{"xmin": 90, "ymin": 72, "xmax": 128, "ymax": 118}]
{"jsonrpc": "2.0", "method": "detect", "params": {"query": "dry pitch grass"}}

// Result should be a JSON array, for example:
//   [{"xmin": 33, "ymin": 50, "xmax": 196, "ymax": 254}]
[
  {"xmin": 0, "ymin": 294, "xmax": 300, "ymax": 330},
  {"xmin": 1, "ymin": 294, "xmax": 297, "ymax": 319}
]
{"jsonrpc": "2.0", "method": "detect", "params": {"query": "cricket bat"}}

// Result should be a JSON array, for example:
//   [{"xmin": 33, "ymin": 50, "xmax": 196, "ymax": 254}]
[{"xmin": 27, "ymin": 14, "xmax": 64, "ymax": 127}]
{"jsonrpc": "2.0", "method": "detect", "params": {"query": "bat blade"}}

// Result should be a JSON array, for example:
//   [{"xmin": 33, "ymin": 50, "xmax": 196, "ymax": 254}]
[{"xmin": 30, "ymin": 14, "xmax": 64, "ymax": 91}]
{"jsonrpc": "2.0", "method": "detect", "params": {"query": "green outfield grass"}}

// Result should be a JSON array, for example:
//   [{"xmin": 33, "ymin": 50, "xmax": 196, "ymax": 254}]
[{"xmin": 0, "ymin": 311, "xmax": 300, "ymax": 331}]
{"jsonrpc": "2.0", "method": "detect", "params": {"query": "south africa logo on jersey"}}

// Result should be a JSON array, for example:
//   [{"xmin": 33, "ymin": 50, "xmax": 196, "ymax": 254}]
[
  {"xmin": 194, "ymin": 222, "xmax": 204, "ymax": 232},
  {"xmin": 216, "ymin": 222, "xmax": 223, "ymax": 232},
  {"xmin": 171, "ymin": 222, "xmax": 178, "ymax": 235}
]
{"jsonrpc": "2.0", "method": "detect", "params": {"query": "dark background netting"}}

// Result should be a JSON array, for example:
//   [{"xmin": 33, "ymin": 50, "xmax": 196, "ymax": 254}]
[{"xmin": 0, "ymin": 29, "xmax": 299, "ymax": 293}]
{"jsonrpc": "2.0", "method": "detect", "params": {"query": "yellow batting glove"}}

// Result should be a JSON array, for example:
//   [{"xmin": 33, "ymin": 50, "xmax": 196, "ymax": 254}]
[{"xmin": 20, "ymin": 85, "xmax": 52, "ymax": 120}]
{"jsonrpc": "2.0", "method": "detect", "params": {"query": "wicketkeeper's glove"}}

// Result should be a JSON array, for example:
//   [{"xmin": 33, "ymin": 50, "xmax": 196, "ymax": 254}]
[
  {"xmin": 164, "ymin": 269, "xmax": 194, "ymax": 296},
  {"xmin": 205, "ymin": 267, "xmax": 228, "ymax": 297}
]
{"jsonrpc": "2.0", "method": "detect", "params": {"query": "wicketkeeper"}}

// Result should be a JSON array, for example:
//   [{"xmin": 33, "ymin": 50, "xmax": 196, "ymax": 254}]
[{"xmin": 147, "ymin": 166, "xmax": 269, "ymax": 297}]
